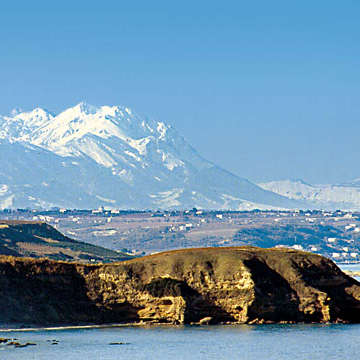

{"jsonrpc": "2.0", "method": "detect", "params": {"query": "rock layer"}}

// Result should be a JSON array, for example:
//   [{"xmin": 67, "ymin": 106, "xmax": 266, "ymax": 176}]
[{"xmin": 1, "ymin": 247, "xmax": 360, "ymax": 325}]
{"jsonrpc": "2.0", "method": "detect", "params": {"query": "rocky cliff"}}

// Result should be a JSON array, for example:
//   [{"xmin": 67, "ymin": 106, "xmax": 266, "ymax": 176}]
[{"xmin": 1, "ymin": 247, "xmax": 360, "ymax": 326}]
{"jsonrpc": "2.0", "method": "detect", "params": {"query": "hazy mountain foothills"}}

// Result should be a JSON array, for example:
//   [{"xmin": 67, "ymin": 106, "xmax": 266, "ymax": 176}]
[
  {"xmin": 2, "ymin": 208, "xmax": 360, "ymax": 264},
  {"xmin": 258, "ymin": 179, "xmax": 360, "ymax": 211},
  {"xmin": 48, "ymin": 209, "xmax": 360, "ymax": 262},
  {"xmin": 0, "ymin": 102, "xmax": 302, "ymax": 211}
]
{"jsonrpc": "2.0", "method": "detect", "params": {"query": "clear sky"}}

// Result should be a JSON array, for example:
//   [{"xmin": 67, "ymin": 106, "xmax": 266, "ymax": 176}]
[{"xmin": 1, "ymin": 1, "xmax": 359, "ymax": 184}]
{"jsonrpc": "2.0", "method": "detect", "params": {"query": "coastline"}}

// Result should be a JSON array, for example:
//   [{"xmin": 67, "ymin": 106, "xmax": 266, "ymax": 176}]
[
  {"xmin": 0, "ymin": 320, "xmax": 356, "ymax": 333},
  {"xmin": 0, "ymin": 322, "xmax": 167, "ymax": 332}
]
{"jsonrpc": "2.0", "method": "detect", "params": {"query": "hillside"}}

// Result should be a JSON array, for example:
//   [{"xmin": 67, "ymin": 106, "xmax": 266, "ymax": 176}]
[
  {"xmin": 0, "ymin": 221, "xmax": 133, "ymax": 263},
  {"xmin": 0, "ymin": 102, "xmax": 301, "ymax": 210},
  {"xmin": 0, "ymin": 247, "xmax": 360, "ymax": 325}
]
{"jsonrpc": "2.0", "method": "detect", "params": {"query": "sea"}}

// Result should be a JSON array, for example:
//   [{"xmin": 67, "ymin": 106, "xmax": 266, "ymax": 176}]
[{"xmin": 1, "ymin": 264, "xmax": 360, "ymax": 360}]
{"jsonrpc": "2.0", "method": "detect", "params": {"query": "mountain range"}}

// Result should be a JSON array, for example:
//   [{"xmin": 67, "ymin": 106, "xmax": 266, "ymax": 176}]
[
  {"xmin": 258, "ymin": 179, "xmax": 360, "ymax": 211},
  {"xmin": 0, "ymin": 102, "xmax": 300, "ymax": 210}
]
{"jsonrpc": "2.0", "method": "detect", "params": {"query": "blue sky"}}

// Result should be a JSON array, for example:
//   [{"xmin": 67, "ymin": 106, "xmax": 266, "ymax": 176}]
[{"xmin": 1, "ymin": 1, "xmax": 359, "ymax": 184}]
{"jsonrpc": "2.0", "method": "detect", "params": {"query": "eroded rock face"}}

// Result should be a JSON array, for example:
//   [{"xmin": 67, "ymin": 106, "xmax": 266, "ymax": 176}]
[{"xmin": 1, "ymin": 247, "xmax": 360, "ymax": 325}]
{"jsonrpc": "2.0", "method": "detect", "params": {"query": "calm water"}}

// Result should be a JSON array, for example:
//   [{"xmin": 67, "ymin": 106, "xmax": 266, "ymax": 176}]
[
  {"xmin": 1, "ymin": 324, "xmax": 360, "ymax": 360},
  {"xmin": 1, "ymin": 264, "xmax": 359, "ymax": 359}
]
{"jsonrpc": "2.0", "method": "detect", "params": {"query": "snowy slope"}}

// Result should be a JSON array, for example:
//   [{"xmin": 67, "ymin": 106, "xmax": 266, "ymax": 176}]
[
  {"xmin": 258, "ymin": 179, "xmax": 360, "ymax": 211},
  {"xmin": 0, "ymin": 102, "xmax": 301, "ymax": 210}
]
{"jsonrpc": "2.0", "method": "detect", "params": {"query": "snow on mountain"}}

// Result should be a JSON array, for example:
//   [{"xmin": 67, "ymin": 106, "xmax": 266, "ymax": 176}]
[
  {"xmin": 0, "ymin": 108, "xmax": 51, "ymax": 147},
  {"xmin": 0, "ymin": 102, "xmax": 301, "ymax": 210},
  {"xmin": 258, "ymin": 179, "xmax": 360, "ymax": 211}
]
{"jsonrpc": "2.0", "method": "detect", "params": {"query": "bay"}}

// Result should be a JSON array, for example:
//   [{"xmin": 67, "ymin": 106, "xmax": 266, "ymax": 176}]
[{"xmin": 1, "ymin": 324, "xmax": 360, "ymax": 360}]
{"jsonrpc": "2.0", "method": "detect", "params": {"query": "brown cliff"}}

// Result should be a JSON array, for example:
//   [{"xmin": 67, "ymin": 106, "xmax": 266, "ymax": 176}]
[{"xmin": 1, "ymin": 246, "xmax": 360, "ymax": 325}]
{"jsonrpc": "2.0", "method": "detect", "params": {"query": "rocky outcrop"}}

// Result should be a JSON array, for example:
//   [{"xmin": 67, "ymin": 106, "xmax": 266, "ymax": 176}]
[{"xmin": 1, "ymin": 247, "xmax": 360, "ymax": 325}]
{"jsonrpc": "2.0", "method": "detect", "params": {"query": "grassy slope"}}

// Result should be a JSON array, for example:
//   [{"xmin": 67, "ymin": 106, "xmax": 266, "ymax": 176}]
[{"xmin": 0, "ymin": 221, "xmax": 133, "ymax": 263}]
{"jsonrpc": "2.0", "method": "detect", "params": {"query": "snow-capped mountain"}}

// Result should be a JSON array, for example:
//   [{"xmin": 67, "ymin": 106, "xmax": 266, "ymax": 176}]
[
  {"xmin": 258, "ymin": 179, "xmax": 360, "ymax": 211},
  {"xmin": 0, "ymin": 102, "xmax": 301, "ymax": 210}
]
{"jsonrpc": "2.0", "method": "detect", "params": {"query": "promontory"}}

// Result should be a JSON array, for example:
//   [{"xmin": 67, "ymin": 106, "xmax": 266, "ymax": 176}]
[{"xmin": 1, "ymin": 246, "xmax": 360, "ymax": 326}]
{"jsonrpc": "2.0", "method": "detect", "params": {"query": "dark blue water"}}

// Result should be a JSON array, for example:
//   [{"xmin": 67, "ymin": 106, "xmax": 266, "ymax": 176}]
[{"xmin": 1, "ymin": 324, "xmax": 360, "ymax": 360}]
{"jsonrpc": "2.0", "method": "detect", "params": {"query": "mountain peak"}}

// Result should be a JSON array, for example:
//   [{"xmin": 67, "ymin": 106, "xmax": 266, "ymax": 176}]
[
  {"xmin": 55, "ymin": 102, "xmax": 98, "ymax": 119},
  {"xmin": 73, "ymin": 101, "xmax": 98, "ymax": 114},
  {"xmin": 11, "ymin": 106, "xmax": 52, "ymax": 119},
  {"xmin": 0, "ymin": 107, "xmax": 54, "ymax": 141},
  {"xmin": 0, "ymin": 102, "xmax": 302, "ymax": 210},
  {"xmin": 290, "ymin": 178, "xmax": 313, "ymax": 186},
  {"xmin": 1, "ymin": 102, "xmax": 170, "ymax": 159}
]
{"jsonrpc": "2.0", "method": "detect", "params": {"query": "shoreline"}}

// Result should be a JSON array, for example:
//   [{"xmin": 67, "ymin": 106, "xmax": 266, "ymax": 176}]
[
  {"xmin": 2, "ymin": 321, "xmax": 360, "ymax": 332},
  {"xmin": 0, "ymin": 322, "xmax": 183, "ymax": 332}
]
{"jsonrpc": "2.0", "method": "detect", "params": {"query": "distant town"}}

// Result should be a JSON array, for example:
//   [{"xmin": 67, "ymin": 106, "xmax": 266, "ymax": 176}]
[{"xmin": 2, "ymin": 207, "xmax": 360, "ymax": 263}]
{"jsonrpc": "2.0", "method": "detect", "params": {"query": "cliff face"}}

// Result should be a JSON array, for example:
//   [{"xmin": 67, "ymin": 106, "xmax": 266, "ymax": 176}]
[{"xmin": 1, "ymin": 247, "xmax": 360, "ymax": 325}]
